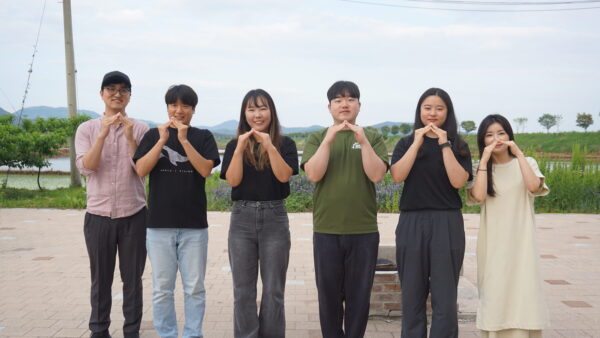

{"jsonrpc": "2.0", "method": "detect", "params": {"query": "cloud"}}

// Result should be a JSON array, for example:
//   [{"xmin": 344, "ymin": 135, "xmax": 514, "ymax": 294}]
[{"xmin": 97, "ymin": 9, "xmax": 145, "ymax": 22}]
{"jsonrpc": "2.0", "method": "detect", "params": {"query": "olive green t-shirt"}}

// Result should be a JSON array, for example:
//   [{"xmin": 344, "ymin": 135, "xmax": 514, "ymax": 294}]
[{"xmin": 301, "ymin": 128, "xmax": 389, "ymax": 234}]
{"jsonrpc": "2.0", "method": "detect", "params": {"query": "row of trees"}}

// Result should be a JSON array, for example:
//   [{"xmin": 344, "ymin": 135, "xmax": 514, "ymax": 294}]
[
  {"xmin": 537, "ymin": 113, "xmax": 596, "ymax": 133},
  {"xmin": 378, "ymin": 113, "xmax": 597, "ymax": 136},
  {"xmin": 379, "ymin": 123, "xmax": 413, "ymax": 137},
  {"xmin": 510, "ymin": 113, "xmax": 595, "ymax": 133},
  {"xmin": 0, "ymin": 114, "xmax": 90, "ymax": 190}
]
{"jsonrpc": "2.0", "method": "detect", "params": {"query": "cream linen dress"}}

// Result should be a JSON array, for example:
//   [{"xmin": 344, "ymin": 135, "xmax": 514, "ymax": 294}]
[{"xmin": 467, "ymin": 157, "xmax": 550, "ymax": 338}]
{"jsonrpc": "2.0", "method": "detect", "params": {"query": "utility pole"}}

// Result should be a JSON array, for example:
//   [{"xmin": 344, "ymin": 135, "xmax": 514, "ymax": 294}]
[{"xmin": 62, "ymin": 0, "xmax": 82, "ymax": 188}]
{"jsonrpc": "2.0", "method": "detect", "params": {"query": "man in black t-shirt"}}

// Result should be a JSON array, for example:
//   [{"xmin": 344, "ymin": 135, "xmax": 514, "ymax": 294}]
[{"xmin": 133, "ymin": 85, "xmax": 220, "ymax": 338}]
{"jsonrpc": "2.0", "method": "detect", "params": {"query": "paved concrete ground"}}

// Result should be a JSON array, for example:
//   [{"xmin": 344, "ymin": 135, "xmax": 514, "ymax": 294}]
[{"xmin": 0, "ymin": 209, "xmax": 598, "ymax": 337}]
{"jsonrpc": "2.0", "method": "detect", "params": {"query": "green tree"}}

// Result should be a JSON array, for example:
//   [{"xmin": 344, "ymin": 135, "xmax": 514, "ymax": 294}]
[
  {"xmin": 538, "ymin": 114, "xmax": 557, "ymax": 133},
  {"xmin": 460, "ymin": 120, "xmax": 476, "ymax": 135},
  {"xmin": 554, "ymin": 114, "xmax": 563, "ymax": 132},
  {"xmin": 399, "ymin": 123, "xmax": 412, "ymax": 135},
  {"xmin": 380, "ymin": 125, "xmax": 390, "ymax": 138},
  {"xmin": 0, "ymin": 115, "xmax": 22, "ymax": 169},
  {"xmin": 19, "ymin": 119, "xmax": 67, "ymax": 190},
  {"xmin": 365, "ymin": 126, "xmax": 378, "ymax": 134},
  {"xmin": 576, "ymin": 113, "xmax": 593, "ymax": 132},
  {"xmin": 513, "ymin": 117, "xmax": 528, "ymax": 133},
  {"xmin": 391, "ymin": 124, "xmax": 400, "ymax": 135},
  {"xmin": 0, "ymin": 115, "xmax": 90, "ymax": 190}
]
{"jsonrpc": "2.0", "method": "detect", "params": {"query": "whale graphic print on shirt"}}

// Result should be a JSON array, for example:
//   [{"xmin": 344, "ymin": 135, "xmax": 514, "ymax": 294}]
[{"xmin": 159, "ymin": 145, "xmax": 189, "ymax": 166}]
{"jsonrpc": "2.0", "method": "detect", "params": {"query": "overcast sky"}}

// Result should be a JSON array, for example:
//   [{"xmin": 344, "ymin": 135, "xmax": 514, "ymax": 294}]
[{"xmin": 2, "ymin": 0, "xmax": 600, "ymax": 132}]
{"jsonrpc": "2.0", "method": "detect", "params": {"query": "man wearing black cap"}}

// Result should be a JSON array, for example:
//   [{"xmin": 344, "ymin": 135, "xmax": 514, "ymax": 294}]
[{"xmin": 75, "ymin": 71, "xmax": 150, "ymax": 338}]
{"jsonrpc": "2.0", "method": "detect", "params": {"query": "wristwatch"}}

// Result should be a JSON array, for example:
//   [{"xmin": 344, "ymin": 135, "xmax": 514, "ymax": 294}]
[{"xmin": 439, "ymin": 141, "xmax": 452, "ymax": 148}]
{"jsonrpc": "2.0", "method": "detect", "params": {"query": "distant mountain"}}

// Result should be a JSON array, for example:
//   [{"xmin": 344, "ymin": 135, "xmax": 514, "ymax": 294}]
[
  {"xmin": 138, "ymin": 119, "xmax": 158, "ymax": 128},
  {"xmin": 196, "ymin": 121, "xmax": 412, "ymax": 136},
  {"xmin": 209, "ymin": 120, "xmax": 239, "ymax": 130},
  {"xmin": 5, "ymin": 107, "xmax": 411, "ymax": 136},
  {"xmin": 6, "ymin": 106, "xmax": 160, "ymax": 127},
  {"xmin": 283, "ymin": 125, "xmax": 325, "ymax": 134},
  {"xmin": 12, "ymin": 106, "xmax": 100, "ymax": 119},
  {"xmin": 196, "ymin": 120, "xmax": 238, "ymax": 135},
  {"xmin": 370, "ymin": 121, "xmax": 412, "ymax": 129},
  {"xmin": 195, "ymin": 120, "xmax": 328, "ymax": 136}
]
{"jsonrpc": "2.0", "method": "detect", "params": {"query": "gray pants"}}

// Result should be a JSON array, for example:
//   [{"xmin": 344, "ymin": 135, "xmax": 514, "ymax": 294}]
[
  {"xmin": 395, "ymin": 209, "xmax": 465, "ymax": 338},
  {"xmin": 228, "ymin": 200, "xmax": 291, "ymax": 338}
]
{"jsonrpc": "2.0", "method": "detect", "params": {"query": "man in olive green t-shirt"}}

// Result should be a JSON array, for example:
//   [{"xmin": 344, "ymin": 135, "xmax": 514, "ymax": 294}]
[{"xmin": 301, "ymin": 81, "xmax": 389, "ymax": 337}]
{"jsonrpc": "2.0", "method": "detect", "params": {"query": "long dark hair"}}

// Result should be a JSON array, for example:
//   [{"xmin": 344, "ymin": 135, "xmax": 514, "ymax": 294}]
[
  {"xmin": 412, "ymin": 88, "xmax": 469, "ymax": 157},
  {"xmin": 237, "ymin": 89, "xmax": 282, "ymax": 170},
  {"xmin": 476, "ymin": 114, "xmax": 516, "ymax": 197}
]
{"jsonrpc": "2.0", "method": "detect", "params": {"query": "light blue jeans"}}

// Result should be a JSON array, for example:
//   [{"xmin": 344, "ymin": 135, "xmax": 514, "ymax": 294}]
[{"xmin": 146, "ymin": 228, "xmax": 208, "ymax": 338}]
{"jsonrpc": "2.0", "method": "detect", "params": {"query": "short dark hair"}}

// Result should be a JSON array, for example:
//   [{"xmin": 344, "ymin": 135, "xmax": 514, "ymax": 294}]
[
  {"xmin": 164, "ymin": 84, "xmax": 198, "ymax": 109},
  {"xmin": 327, "ymin": 81, "xmax": 360, "ymax": 102}
]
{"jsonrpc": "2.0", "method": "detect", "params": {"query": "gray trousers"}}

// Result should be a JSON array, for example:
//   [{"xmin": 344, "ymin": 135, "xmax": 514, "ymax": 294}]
[
  {"xmin": 395, "ymin": 209, "xmax": 465, "ymax": 338},
  {"xmin": 228, "ymin": 200, "xmax": 291, "ymax": 338}
]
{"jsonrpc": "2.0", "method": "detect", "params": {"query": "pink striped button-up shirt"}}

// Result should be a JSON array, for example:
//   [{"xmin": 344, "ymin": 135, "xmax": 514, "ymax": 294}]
[{"xmin": 75, "ymin": 115, "xmax": 149, "ymax": 219}]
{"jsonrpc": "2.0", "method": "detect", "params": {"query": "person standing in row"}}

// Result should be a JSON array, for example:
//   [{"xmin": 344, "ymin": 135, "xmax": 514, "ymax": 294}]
[
  {"xmin": 134, "ymin": 84, "xmax": 220, "ymax": 338},
  {"xmin": 391, "ymin": 88, "xmax": 472, "ymax": 338},
  {"xmin": 75, "ymin": 71, "xmax": 149, "ymax": 338},
  {"xmin": 468, "ymin": 114, "xmax": 549, "ymax": 338},
  {"xmin": 302, "ymin": 81, "xmax": 389, "ymax": 337},
  {"xmin": 221, "ymin": 89, "xmax": 299, "ymax": 337}
]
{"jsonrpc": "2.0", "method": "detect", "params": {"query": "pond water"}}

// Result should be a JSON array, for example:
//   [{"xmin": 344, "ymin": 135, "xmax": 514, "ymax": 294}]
[{"xmin": 1, "ymin": 153, "xmax": 594, "ymax": 174}]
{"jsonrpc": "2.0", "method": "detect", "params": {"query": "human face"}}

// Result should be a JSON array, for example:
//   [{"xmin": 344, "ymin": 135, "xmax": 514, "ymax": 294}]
[
  {"xmin": 420, "ymin": 95, "xmax": 447, "ymax": 128},
  {"xmin": 167, "ymin": 100, "xmax": 195, "ymax": 125},
  {"xmin": 245, "ymin": 97, "xmax": 272, "ymax": 132},
  {"xmin": 484, "ymin": 122, "xmax": 510, "ymax": 153},
  {"xmin": 100, "ymin": 83, "xmax": 130, "ymax": 112},
  {"xmin": 328, "ymin": 95, "xmax": 360, "ymax": 125}
]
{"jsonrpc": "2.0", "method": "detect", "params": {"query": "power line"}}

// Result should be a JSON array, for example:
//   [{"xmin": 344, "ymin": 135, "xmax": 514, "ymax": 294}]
[
  {"xmin": 0, "ymin": 88, "xmax": 17, "ymax": 112},
  {"xmin": 16, "ymin": 0, "xmax": 48, "ymax": 126},
  {"xmin": 340, "ymin": 0, "xmax": 600, "ymax": 11},
  {"xmin": 401, "ymin": 0, "xmax": 600, "ymax": 5}
]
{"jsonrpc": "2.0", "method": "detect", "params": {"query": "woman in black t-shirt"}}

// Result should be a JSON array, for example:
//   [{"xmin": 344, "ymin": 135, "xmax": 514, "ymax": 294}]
[
  {"xmin": 390, "ymin": 88, "xmax": 472, "ymax": 338},
  {"xmin": 220, "ymin": 89, "xmax": 299, "ymax": 337}
]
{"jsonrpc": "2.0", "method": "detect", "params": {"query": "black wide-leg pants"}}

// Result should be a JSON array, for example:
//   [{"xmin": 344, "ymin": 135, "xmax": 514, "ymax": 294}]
[
  {"xmin": 313, "ymin": 232, "xmax": 380, "ymax": 338},
  {"xmin": 84, "ymin": 208, "xmax": 147, "ymax": 337},
  {"xmin": 395, "ymin": 209, "xmax": 465, "ymax": 338}
]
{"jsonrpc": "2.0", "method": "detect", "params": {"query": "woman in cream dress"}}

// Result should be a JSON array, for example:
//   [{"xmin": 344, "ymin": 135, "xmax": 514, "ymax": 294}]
[{"xmin": 467, "ymin": 114, "xmax": 550, "ymax": 338}]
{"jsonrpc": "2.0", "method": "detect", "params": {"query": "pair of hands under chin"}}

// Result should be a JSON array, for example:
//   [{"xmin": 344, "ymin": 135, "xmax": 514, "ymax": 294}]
[
  {"xmin": 325, "ymin": 120, "xmax": 368, "ymax": 145},
  {"xmin": 100, "ymin": 112, "xmax": 135, "ymax": 140},
  {"xmin": 237, "ymin": 129, "xmax": 273, "ymax": 149},
  {"xmin": 157, "ymin": 118, "xmax": 190, "ymax": 143},
  {"xmin": 413, "ymin": 123, "xmax": 448, "ymax": 147}
]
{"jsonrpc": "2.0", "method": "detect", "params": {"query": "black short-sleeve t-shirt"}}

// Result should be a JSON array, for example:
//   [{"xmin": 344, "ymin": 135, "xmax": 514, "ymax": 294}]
[
  {"xmin": 219, "ymin": 136, "xmax": 299, "ymax": 201},
  {"xmin": 391, "ymin": 135, "xmax": 472, "ymax": 211},
  {"xmin": 133, "ymin": 127, "xmax": 221, "ymax": 228}
]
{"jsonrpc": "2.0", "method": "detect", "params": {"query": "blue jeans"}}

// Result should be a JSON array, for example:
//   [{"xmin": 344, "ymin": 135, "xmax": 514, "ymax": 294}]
[
  {"xmin": 146, "ymin": 228, "xmax": 209, "ymax": 338},
  {"xmin": 228, "ymin": 200, "xmax": 291, "ymax": 338}
]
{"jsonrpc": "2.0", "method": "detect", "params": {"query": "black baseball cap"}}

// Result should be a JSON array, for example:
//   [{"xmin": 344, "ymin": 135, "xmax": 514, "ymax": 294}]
[{"xmin": 101, "ymin": 71, "xmax": 131, "ymax": 89}]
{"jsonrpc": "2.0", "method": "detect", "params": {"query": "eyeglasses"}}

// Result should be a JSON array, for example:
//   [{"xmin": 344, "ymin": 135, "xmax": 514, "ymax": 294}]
[{"xmin": 103, "ymin": 86, "xmax": 131, "ymax": 96}]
